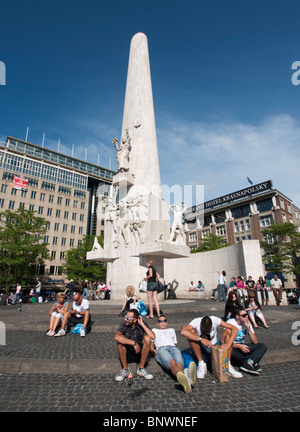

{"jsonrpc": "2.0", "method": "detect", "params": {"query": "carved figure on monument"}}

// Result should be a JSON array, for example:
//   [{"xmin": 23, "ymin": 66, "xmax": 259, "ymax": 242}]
[
  {"xmin": 128, "ymin": 196, "xmax": 148, "ymax": 245},
  {"xmin": 118, "ymin": 200, "xmax": 130, "ymax": 247},
  {"xmin": 106, "ymin": 203, "xmax": 120, "ymax": 248},
  {"xmin": 169, "ymin": 203, "xmax": 187, "ymax": 244},
  {"xmin": 113, "ymin": 129, "xmax": 131, "ymax": 172},
  {"xmin": 92, "ymin": 236, "xmax": 102, "ymax": 251}
]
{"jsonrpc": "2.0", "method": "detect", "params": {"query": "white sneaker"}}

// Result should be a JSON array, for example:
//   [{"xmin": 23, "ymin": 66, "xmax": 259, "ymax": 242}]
[
  {"xmin": 176, "ymin": 371, "xmax": 192, "ymax": 394},
  {"xmin": 115, "ymin": 368, "xmax": 131, "ymax": 382},
  {"xmin": 47, "ymin": 331, "xmax": 55, "ymax": 336},
  {"xmin": 137, "ymin": 367, "xmax": 153, "ymax": 380},
  {"xmin": 55, "ymin": 328, "xmax": 66, "ymax": 337},
  {"xmin": 189, "ymin": 361, "xmax": 197, "ymax": 386},
  {"xmin": 80, "ymin": 329, "xmax": 86, "ymax": 337},
  {"xmin": 196, "ymin": 361, "xmax": 207, "ymax": 379},
  {"xmin": 228, "ymin": 363, "xmax": 243, "ymax": 378}
]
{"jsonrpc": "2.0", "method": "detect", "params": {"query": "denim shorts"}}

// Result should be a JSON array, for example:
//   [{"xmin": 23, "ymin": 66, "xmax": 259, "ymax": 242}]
[
  {"xmin": 156, "ymin": 345, "xmax": 183, "ymax": 370},
  {"xmin": 147, "ymin": 281, "xmax": 157, "ymax": 292}
]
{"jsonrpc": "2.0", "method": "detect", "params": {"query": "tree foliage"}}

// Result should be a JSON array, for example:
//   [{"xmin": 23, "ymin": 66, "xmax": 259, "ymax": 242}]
[
  {"xmin": 62, "ymin": 234, "xmax": 106, "ymax": 283},
  {"xmin": 260, "ymin": 222, "xmax": 300, "ymax": 275},
  {"xmin": 191, "ymin": 233, "xmax": 230, "ymax": 253},
  {"xmin": 0, "ymin": 207, "xmax": 50, "ymax": 286}
]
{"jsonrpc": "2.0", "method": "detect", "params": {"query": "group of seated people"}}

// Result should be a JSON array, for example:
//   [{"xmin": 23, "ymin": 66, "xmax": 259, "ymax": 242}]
[
  {"xmin": 47, "ymin": 289, "xmax": 91, "ymax": 337},
  {"xmin": 188, "ymin": 281, "xmax": 205, "ymax": 291},
  {"xmin": 114, "ymin": 305, "xmax": 268, "ymax": 394}
]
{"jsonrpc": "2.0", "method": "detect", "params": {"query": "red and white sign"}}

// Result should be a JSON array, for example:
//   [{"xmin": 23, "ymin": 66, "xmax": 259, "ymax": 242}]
[{"xmin": 13, "ymin": 176, "xmax": 28, "ymax": 190}]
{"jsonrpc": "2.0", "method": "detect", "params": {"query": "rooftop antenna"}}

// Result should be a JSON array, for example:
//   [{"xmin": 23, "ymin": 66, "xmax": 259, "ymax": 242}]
[
  {"xmin": 25, "ymin": 127, "xmax": 29, "ymax": 142},
  {"xmin": 72, "ymin": 143, "xmax": 74, "ymax": 158},
  {"xmin": 85, "ymin": 148, "xmax": 87, "ymax": 162},
  {"xmin": 57, "ymin": 138, "xmax": 60, "ymax": 153},
  {"xmin": 42, "ymin": 132, "xmax": 45, "ymax": 148}
]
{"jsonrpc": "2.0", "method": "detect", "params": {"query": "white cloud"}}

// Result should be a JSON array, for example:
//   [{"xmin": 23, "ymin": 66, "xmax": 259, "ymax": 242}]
[{"xmin": 157, "ymin": 113, "xmax": 300, "ymax": 207}]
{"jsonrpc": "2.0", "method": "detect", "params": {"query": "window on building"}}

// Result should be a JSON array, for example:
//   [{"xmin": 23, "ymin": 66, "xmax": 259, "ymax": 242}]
[
  {"xmin": 81, "ymin": 202, "xmax": 85, "ymax": 210},
  {"xmin": 61, "ymin": 237, "xmax": 66, "ymax": 246},
  {"xmin": 54, "ymin": 223, "xmax": 59, "ymax": 231},
  {"xmin": 31, "ymin": 191, "xmax": 36, "ymax": 199},
  {"xmin": 202, "ymin": 229, "xmax": 210, "ymax": 239},
  {"xmin": 49, "ymin": 195, "xmax": 54, "ymax": 203},
  {"xmin": 0, "ymin": 198, "xmax": 4, "ymax": 208},
  {"xmin": 47, "ymin": 208, "xmax": 52, "ymax": 217},
  {"xmin": 63, "ymin": 224, "xmax": 68, "ymax": 232},
  {"xmin": 21, "ymin": 190, "xmax": 27, "ymax": 197},
  {"xmin": 11, "ymin": 188, "xmax": 17, "ymax": 195},
  {"xmin": 60, "ymin": 251, "xmax": 65, "ymax": 260},
  {"xmin": 80, "ymin": 214, "xmax": 84, "ymax": 222},
  {"xmin": 40, "ymin": 193, "xmax": 45, "ymax": 201},
  {"xmin": 9, "ymin": 200, "xmax": 15, "ymax": 209},
  {"xmin": 44, "ymin": 235, "xmax": 49, "ymax": 243},
  {"xmin": 56, "ymin": 210, "xmax": 61, "ymax": 218},
  {"xmin": 1, "ymin": 184, "xmax": 7, "ymax": 193},
  {"xmin": 203, "ymin": 215, "xmax": 212, "ymax": 227},
  {"xmin": 64, "ymin": 211, "xmax": 69, "ymax": 219},
  {"xmin": 189, "ymin": 232, "xmax": 197, "ymax": 242},
  {"xmin": 214, "ymin": 212, "xmax": 226, "ymax": 224},
  {"xmin": 52, "ymin": 237, "xmax": 58, "ymax": 245},
  {"xmin": 51, "ymin": 251, "xmax": 56, "ymax": 259},
  {"xmin": 260, "ymin": 214, "xmax": 273, "ymax": 227},
  {"xmin": 232, "ymin": 204, "xmax": 251, "ymax": 219},
  {"xmin": 71, "ymin": 225, "xmax": 75, "ymax": 234},
  {"xmin": 256, "ymin": 198, "xmax": 273, "ymax": 213},
  {"xmin": 216, "ymin": 225, "xmax": 226, "ymax": 236},
  {"xmin": 69, "ymin": 238, "xmax": 74, "ymax": 247},
  {"xmin": 57, "ymin": 196, "xmax": 62, "ymax": 205},
  {"xmin": 65, "ymin": 198, "xmax": 70, "ymax": 206},
  {"xmin": 38, "ymin": 206, "xmax": 44, "ymax": 215},
  {"xmin": 79, "ymin": 226, "xmax": 83, "ymax": 235},
  {"xmin": 73, "ymin": 200, "xmax": 78, "ymax": 208}
]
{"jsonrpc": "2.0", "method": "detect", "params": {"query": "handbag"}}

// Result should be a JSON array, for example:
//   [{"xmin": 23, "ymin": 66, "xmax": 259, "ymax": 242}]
[
  {"xmin": 139, "ymin": 280, "xmax": 147, "ymax": 292},
  {"xmin": 156, "ymin": 279, "xmax": 165, "ymax": 294}
]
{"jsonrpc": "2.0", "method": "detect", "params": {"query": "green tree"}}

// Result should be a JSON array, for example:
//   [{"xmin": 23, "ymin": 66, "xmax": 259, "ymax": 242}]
[
  {"xmin": 260, "ymin": 222, "xmax": 300, "ymax": 275},
  {"xmin": 62, "ymin": 234, "xmax": 106, "ymax": 283},
  {"xmin": 191, "ymin": 233, "xmax": 230, "ymax": 253},
  {"xmin": 0, "ymin": 207, "xmax": 50, "ymax": 286}
]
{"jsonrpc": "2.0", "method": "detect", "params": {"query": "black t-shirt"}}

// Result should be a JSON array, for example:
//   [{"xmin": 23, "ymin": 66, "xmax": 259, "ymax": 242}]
[
  {"xmin": 117, "ymin": 321, "xmax": 151, "ymax": 343},
  {"xmin": 246, "ymin": 280, "xmax": 255, "ymax": 289},
  {"xmin": 146, "ymin": 265, "xmax": 157, "ymax": 283}
]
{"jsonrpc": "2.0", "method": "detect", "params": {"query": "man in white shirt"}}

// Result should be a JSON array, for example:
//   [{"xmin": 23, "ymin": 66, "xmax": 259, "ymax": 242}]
[
  {"xmin": 181, "ymin": 315, "xmax": 241, "ymax": 379},
  {"xmin": 55, "ymin": 290, "xmax": 91, "ymax": 337},
  {"xmin": 227, "ymin": 306, "xmax": 267, "ymax": 375},
  {"xmin": 270, "ymin": 274, "xmax": 283, "ymax": 306},
  {"xmin": 151, "ymin": 315, "xmax": 196, "ymax": 394}
]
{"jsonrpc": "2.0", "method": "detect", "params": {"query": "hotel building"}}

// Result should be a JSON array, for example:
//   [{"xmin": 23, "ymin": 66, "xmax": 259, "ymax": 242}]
[{"xmin": 0, "ymin": 136, "xmax": 115, "ymax": 277}]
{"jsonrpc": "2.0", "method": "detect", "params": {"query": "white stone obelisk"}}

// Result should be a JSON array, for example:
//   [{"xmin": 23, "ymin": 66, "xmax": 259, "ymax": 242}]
[
  {"xmin": 87, "ymin": 33, "xmax": 189, "ymax": 301},
  {"xmin": 120, "ymin": 32, "xmax": 161, "ymax": 199}
]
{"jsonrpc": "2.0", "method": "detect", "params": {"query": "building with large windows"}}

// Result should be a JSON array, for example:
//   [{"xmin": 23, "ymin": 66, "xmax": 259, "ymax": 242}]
[
  {"xmin": 0, "ymin": 136, "xmax": 115, "ymax": 277},
  {"xmin": 184, "ymin": 180, "xmax": 300, "ymax": 285}
]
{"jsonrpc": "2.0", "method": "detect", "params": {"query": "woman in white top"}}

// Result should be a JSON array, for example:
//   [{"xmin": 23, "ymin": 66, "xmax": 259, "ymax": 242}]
[
  {"xmin": 120, "ymin": 285, "xmax": 141, "ymax": 315},
  {"xmin": 47, "ymin": 292, "xmax": 69, "ymax": 336}
]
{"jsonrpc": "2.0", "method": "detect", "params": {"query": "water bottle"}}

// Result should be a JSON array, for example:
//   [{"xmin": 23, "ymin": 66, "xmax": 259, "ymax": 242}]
[{"xmin": 127, "ymin": 372, "xmax": 133, "ymax": 386}]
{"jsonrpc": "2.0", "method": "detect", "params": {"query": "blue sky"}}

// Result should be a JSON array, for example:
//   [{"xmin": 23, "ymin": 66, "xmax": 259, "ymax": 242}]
[{"xmin": 1, "ymin": 0, "xmax": 300, "ymax": 207}]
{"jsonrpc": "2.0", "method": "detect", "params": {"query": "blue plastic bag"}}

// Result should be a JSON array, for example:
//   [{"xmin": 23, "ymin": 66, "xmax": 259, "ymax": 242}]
[
  {"xmin": 72, "ymin": 324, "xmax": 85, "ymax": 334},
  {"xmin": 181, "ymin": 349, "xmax": 198, "ymax": 369},
  {"xmin": 137, "ymin": 300, "xmax": 148, "ymax": 316}
]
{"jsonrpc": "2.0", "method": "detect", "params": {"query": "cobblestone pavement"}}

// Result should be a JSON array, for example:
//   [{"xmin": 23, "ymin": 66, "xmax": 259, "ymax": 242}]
[{"xmin": 0, "ymin": 299, "xmax": 299, "ymax": 413}]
